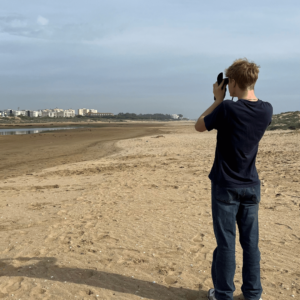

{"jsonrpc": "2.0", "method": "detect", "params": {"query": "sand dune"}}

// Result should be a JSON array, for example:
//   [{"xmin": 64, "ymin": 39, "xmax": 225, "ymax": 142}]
[{"xmin": 0, "ymin": 123, "xmax": 299, "ymax": 299}]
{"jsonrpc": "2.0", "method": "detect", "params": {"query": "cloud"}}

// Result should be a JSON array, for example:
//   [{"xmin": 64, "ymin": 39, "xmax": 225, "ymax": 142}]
[
  {"xmin": 0, "ymin": 15, "xmax": 29, "ymax": 36},
  {"xmin": 9, "ymin": 19, "xmax": 27, "ymax": 28},
  {"xmin": 82, "ymin": 26, "xmax": 300, "ymax": 60},
  {"xmin": 37, "ymin": 16, "xmax": 49, "ymax": 26},
  {"xmin": 0, "ymin": 14, "xmax": 50, "ymax": 39}
]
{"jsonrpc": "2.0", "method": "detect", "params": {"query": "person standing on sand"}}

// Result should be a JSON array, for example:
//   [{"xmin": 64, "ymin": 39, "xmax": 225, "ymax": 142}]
[{"xmin": 195, "ymin": 58, "xmax": 273, "ymax": 300}]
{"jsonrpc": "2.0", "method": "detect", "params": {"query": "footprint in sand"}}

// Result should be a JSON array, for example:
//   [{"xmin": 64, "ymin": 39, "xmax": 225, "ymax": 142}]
[
  {"xmin": 57, "ymin": 210, "xmax": 68, "ymax": 216},
  {"xmin": 0, "ymin": 292, "xmax": 9, "ymax": 298},
  {"xmin": 164, "ymin": 276, "xmax": 178, "ymax": 285},
  {"xmin": 192, "ymin": 233, "xmax": 205, "ymax": 243},
  {"xmin": 98, "ymin": 234, "xmax": 119, "ymax": 242},
  {"xmin": 3, "ymin": 277, "xmax": 24, "ymax": 294},
  {"xmin": 189, "ymin": 244, "xmax": 204, "ymax": 253}
]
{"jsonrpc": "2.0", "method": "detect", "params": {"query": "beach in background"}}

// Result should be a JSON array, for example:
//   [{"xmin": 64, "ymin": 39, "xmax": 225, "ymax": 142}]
[
  {"xmin": 0, "ymin": 122, "xmax": 299, "ymax": 299},
  {"xmin": 0, "ymin": 122, "xmax": 165, "ymax": 180}
]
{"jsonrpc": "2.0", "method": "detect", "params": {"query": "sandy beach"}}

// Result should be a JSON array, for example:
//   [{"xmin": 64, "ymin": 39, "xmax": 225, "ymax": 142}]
[
  {"xmin": 0, "ymin": 123, "xmax": 164, "ymax": 180},
  {"xmin": 0, "ymin": 122, "xmax": 299, "ymax": 300}
]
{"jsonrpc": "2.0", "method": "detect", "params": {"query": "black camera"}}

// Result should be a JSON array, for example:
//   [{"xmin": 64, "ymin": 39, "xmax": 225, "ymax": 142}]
[{"xmin": 214, "ymin": 72, "xmax": 229, "ymax": 101}]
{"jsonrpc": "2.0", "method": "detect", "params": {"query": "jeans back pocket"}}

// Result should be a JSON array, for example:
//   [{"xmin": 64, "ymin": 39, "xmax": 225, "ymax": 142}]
[
  {"xmin": 249, "ymin": 184, "xmax": 261, "ymax": 204},
  {"xmin": 215, "ymin": 184, "xmax": 237, "ymax": 204}
]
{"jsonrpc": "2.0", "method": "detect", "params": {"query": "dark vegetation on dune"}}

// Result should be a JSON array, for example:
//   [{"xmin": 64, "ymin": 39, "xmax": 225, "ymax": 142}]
[{"xmin": 267, "ymin": 111, "xmax": 300, "ymax": 131}]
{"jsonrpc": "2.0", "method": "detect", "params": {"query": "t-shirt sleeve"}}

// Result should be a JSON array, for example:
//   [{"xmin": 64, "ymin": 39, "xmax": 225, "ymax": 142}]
[
  {"xmin": 267, "ymin": 103, "xmax": 273, "ymax": 126},
  {"xmin": 204, "ymin": 102, "xmax": 226, "ymax": 131},
  {"xmin": 266, "ymin": 102, "xmax": 273, "ymax": 127}
]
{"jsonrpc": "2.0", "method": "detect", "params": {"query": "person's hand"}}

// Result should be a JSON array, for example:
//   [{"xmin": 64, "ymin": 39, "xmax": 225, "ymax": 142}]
[{"xmin": 213, "ymin": 80, "xmax": 227, "ymax": 102}]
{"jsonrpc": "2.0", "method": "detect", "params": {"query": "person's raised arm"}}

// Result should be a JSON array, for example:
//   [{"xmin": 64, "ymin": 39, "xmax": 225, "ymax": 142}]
[{"xmin": 195, "ymin": 80, "xmax": 226, "ymax": 132}]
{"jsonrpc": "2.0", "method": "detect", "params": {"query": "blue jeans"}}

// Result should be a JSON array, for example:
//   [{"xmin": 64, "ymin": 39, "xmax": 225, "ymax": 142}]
[{"xmin": 211, "ymin": 181, "xmax": 263, "ymax": 300}]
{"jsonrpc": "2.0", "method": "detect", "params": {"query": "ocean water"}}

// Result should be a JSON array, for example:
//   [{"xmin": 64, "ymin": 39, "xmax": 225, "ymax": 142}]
[{"xmin": 0, "ymin": 127, "xmax": 78, "ymax": 135}]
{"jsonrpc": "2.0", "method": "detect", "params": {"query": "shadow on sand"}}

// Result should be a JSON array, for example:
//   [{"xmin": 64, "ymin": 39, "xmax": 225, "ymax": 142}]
[{"xmin": 0, "ymin": 257, "xmax": 244, "ymax": 300}]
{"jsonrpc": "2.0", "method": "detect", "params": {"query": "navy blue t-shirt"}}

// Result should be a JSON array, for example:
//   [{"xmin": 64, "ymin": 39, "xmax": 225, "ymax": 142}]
[{"xmin": 204, "ymin": 99, "xmax": 273, "ymax": 188}]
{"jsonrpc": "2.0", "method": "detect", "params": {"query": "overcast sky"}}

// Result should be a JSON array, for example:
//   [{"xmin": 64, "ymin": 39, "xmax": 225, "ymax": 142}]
[{"xmin": 0, "ymin": 0, "xmax": 299, "ymax": 119}]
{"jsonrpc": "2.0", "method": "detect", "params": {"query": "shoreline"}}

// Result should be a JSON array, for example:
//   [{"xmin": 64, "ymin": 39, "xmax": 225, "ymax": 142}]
[
  {"xmin": 0, "ymin": 120, "xmax": 193, "ymax": 130},
  {"xmin": 0, "ymin": 123, "xmax": 169, "ymax": 180}
]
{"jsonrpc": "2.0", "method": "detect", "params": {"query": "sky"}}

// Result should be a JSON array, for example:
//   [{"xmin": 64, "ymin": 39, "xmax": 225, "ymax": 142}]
[{"xmin": 0, "ymin": 0, "xmax": 299, "ymax": 119}]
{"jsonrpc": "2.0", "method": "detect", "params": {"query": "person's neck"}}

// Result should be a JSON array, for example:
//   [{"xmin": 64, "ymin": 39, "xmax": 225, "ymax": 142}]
[{"xmin": 238, "ymin": 89, "xmax": 258, "ymax": 101}]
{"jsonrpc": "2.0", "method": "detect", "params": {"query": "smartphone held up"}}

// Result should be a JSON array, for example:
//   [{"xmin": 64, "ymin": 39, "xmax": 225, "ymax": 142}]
[{"xmin": 214, "ymin": 73, "xmax": 229, "ymax": 101}]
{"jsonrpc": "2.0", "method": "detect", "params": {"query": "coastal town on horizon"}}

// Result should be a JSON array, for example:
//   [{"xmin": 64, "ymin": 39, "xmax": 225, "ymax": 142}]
[
  {"xmin": 0, "ymin": 108, "xmax": 183, "ymax": 120},
  {"xmin": 0, "ymin": 108, "xmax": 113, "ymax": 118}
]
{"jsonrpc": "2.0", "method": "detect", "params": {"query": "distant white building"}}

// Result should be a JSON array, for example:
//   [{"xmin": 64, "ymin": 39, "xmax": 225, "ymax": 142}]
[
  {"xmin": 78, "ymin": 108, "xmax": 89, "ymax": 116},
  {"xmin": 0, "ymin": 109, "xmax": 9, "ymax": 116},
  {"xmin": 41, "ymin": 109, "xmax": 57, "ymax": 117},
  {"xmin": 53, "ymin": 108, "xmax": 64, "ymax": 112},
  {"xmin": 78, "ymin": 108, "xmax": 97, "ymax": 116},
  {"xmin": 56, "ymin": 111, "xmax": 64, "ymax": 117},
  {"xmin": 68, "ymin": 109, "xmax": 76, "ymax": 117},
  {"xmin": 57, "ymin": 109, "xmax": 75, "ymax": 118},
  {"xmin": 29, "ymin": 111, "xmax": 40, "ymax": 117},
  {"xmin": 12, "ymin": 110, "xmax": 21, "ymax": 116},
  {"xmin": 48, "ymin": 111, "xmax": 57, "ymax": 118},
  {"xmin": 1, "ymin": 108, "xmax": 82, "ymax": 118},
  {"xmin": 10, "ymin": 110, "xmax": 27, "ymax": 117},
  {"xmin": 41, "ymin": 109, "xmax": 50, "ymax": 117},
  {"xmin": 40, "ymin": 108, "xmax": 76, "ymax": 118},
  {"xmin": 170, "ymin": 114, "xmax": 179, "ymax": 119}
]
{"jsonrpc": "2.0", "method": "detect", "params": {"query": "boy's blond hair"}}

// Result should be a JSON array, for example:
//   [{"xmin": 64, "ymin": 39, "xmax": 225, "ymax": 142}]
[{"xmin": 225, "ymin": 58, "xmax": 260, "ymax": 91}]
